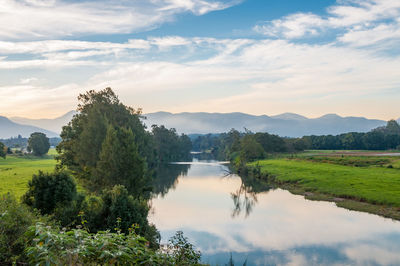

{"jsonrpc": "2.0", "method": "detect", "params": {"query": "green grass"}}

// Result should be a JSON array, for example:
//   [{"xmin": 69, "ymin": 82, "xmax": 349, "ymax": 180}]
[
  {"xmin": 251, "ymin": 158, "xmax": 400, "ymax": 207},
  {"xmin": 301, "ymin": 156, "xmax": 400, "ymax": 168},
  {"xmin": 0, "ymin": 150, "xmax": 57, "ymax": 199}
]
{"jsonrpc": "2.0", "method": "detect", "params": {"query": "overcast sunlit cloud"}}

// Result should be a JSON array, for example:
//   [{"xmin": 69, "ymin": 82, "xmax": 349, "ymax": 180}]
[{"xmin": 0, "ymin": 0, "xmax": 399, "ymax": 120}]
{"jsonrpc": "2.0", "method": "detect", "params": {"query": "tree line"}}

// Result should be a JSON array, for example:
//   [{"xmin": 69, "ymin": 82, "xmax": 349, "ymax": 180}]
[
  {"xmin": 302, "ymin": 120, "xmax": 400, "ymax": 150},
  {"xmin": 192, "ymin": 120, "xmax": 400, "ymax": 165}
]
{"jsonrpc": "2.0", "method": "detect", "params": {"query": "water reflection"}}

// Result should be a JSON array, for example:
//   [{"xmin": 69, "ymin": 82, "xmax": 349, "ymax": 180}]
[
  {"xmin": 150, "ymin": 159, "xmax": 400, "ymax": 265},
  {"xmin": 231, "ymin": 170, "xmax": 274, "ymax": 218},
  {"xmin": 151, "ymin": 163, "xmax": 190, "ymax": 197}
]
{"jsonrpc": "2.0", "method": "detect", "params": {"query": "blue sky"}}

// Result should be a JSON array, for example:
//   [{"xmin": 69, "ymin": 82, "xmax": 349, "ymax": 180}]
[{"xmin": 0, "ymin": 0, "xmax": 399, "ymax": 120}]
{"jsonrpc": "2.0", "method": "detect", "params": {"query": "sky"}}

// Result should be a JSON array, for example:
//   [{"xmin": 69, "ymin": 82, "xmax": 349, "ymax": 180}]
[{"xmin": 0, "ymin": 0, "xmax": 399, "ymax": 120}]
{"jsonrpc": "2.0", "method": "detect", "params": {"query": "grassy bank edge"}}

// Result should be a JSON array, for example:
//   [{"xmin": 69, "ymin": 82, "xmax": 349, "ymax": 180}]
[{"xmin": 245, "ymin": 161, "xmax": 400, "ymax": 221}]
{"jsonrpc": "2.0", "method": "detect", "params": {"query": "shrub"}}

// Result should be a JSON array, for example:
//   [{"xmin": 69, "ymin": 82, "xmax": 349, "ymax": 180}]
[
  {"xmin": 23, "ymin": 171, "xmax": 77, "ymax": 215},
  {"xmin": 167, "ymin": 231, "xmax": 202, "ymax": 265},
  {"xmin": 0, "ymin": 194, "xmax": 37, "ymax": 264},
  {"xmin": 90, "ymin": 185, "xmax": 160, "ymax": 248},
  {"xmin": 25, "ymin": 223, "xmax": 203, "ymax": 265}
]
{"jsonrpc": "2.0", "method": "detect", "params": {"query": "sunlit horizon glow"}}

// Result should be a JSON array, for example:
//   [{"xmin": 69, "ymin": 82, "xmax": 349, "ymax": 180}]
[{"xmin": 0, "ymin": 0, "xmax": 399, "ymax": 120}]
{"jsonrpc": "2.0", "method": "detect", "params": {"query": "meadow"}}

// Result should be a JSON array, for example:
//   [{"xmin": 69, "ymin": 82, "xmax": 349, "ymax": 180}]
[
  {"xmin": 0, "ymin": 149, "xmax": 57, "ymax": 199},
  {"xmin": 251, "ymin": 154, "xmax": 400, "ymax": 219}
]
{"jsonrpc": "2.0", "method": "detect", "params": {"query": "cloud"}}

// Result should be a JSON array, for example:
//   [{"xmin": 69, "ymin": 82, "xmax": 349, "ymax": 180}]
[
  {"xmin": 254, "ymin": 0, "xmax": 400, "ymax": 43},
  {"xmin": 254, "ymin": 13, "xmax": 327, "ymax": 39},
  {"xmin": 0, "ymin": 40, "xmax": 151, "ymax": 54},
  {"xmin": 0, "ymin": 0, "xmax": 239, "ymax": 40},
  {"xmin": 0, "ymin": 33, "xmax": 399, "ymax": 119},
  {"xmin": 0, "ymin": 1, "xmax": 399, "ymax": 119},
  {"xmin": 159, "ymin": 0, "xmax": 241, "ymax": 15}
]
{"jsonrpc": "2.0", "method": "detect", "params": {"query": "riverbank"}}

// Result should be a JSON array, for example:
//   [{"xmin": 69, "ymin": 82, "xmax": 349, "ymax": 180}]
[{"xmin": 249, "ymin": 156, "xmax": 400, "ymax": 220}]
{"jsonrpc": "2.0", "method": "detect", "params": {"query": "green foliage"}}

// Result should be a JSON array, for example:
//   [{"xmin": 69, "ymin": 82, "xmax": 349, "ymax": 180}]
[
  {"xmin": 167, "ymin": 231, "xmax": 202, "ymax": 265},
  {"xmin": 0, "ymin": 193, "xmax": 38, "ymax": 264},
  {"xmin": 306, "ymin": 120, "xmax": 400, "ymax": 150},
  {"xmin": 26, "ymin": 223, "xmax": 165, "ymax": 265},
  {"xmin": 25, "ymin": 223, "xmax": 203, "ymax": 265},
  {"xmin": 239, "ymin": 135, "xmax": 265, "ymax": 162},
  {"xmin": 95, "ymin": 125, "xmax": 147, "ymax": 196},
  {"xmin": 28, "ymin": 132, "xmax": 50, "ymax": 156},
  {"xmin": 56, "ymin": 88, "xmax": 154, "ymax": 183},
  {"xmin": 95, "ymin": 185, "xmax": 159, "ymax": 247},
  {"xmin": 23, "ymin": 171, "xmax": 77, "ymax": 215},
  {"xmin": 0, "ymin": 141, "xmax": 6, "ymax": 158},
  {"xmin": 192, "ymin": 130, "xmax": 295, "ymax": 163},
  {"xmin": 254, "ymin": 132, "xmax": 287, "ymax": 153},
  {"xmin": 152, "ymin": 125, "xmax": 192, "ymax": 163}
]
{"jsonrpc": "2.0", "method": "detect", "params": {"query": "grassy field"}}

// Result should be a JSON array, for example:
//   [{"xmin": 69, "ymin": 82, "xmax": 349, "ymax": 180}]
[
  {"xmin": 0, "ymin": 149, "xmax": 57, "ymax": 199},
  {"xmin": 250, "ymin": 154, "xmax": 400, "ymax": 219}
]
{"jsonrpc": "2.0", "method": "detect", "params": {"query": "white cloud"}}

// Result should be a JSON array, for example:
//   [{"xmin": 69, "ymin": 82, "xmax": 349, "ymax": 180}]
[
  {"xmin": 254, "ymin": 0, "xmax": 400, "ymax": 44},
  {"xmin": 0, "ymin": 1, "xmax": 399, "ymax": 119},
  {"xmin": 1, "ymin": 34, "xmax": 399, "ymax": 119},
  {"xmin": 159, "ymin": 0, "xmax": 240, "ymax": 15},
  {"xmin": 0, "ymin": 0, "xmax": 239, "ymax": 40},
  {"xmin": 338, "ymin": 21, "xmax": 400, "ymax": 47},
  {"xmin": 0, "ymin": 39, "xmax": 151, "ymax": 54},
  {"xmin": 254, "ymin": 13, "xmax": 327, "ymax": 39}
]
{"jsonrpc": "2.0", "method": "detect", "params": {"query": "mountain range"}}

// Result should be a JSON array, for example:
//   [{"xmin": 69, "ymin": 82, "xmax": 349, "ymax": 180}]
[
  {"xmin": 0, "ymin": 111, "xmax": 398, "ymax": 139},
  {"xmin": 10, "ymin": 111, "xmax": 77, "ymax": 134},
  {"xmin": 143, "ymin": 112, "xmax": 392, "ymax": 137},
  {"xmin": 0, "ymin": 116, "xmax": 59, "ymax": 139}
]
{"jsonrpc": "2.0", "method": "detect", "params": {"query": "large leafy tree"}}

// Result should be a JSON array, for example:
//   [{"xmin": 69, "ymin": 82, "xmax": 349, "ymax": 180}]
[
  {"xmin": 94, "ymin": 125, "xmax": 147, "ymax": 196},
  {"xmin": 28, "ymin": 132, "xmax": 50, "ymax": 156},
  {"xmin": 56, "ymin": 88, "xmax": 154, "ymax": 191}
]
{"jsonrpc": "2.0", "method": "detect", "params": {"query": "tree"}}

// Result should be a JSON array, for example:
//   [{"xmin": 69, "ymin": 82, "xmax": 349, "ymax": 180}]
[
  {"xmin": 151, "ymin": 125, "xmax": 192, "ymax": 163},
  {"xmin": 28, "ymin": 132, "xmax": 50, "ymax": 156},
  {"xmin": 57, "ymin": 88, "xmax": 154, "ymax": 185},
  {"xmin": 23, "ymin": 171, "xmax": 77, "ymax": 215},
  {"xmin": 385, "ymin": 120, "xmax": 400, "ymax": 135},
  {"xmin": 254, "ymin": 132, "xmax": 286, "ymax": 153},
  {"xmin": 94, "ymin": 125, "xmax": 147, "ymax": 196},
  {"xmin": 0, "ymin": 142, "xmax": 6, "ymax": 158},
  {"xmin": 239, "ymin": 135, "xmax": 265, "ymax": 162}
]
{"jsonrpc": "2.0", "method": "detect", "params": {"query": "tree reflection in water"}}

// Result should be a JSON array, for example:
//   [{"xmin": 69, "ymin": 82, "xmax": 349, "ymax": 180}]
[
  {"xmin": 151, "ymin": 163, "xmax": 191, "ymax": 197},
  {"xmin": 230, "ymin": 169, "xmax": 274, "ymax": 218}
]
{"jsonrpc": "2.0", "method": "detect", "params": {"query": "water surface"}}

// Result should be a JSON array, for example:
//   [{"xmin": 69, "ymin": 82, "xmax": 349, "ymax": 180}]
[{"xmin": 150, "ymin": 159, "xmax": 400, "ymax": 265}]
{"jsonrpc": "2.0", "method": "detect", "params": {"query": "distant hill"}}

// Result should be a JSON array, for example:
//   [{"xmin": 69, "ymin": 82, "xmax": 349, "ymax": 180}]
[
  {"xmin": 10, "ymin": 111, "xmax": 77, "ymax": 134},
  {"xmin": 0, "ymin": 116, "xmax": 58, "ymax": 139},
  {"xmin": 3, "ymin": 111, "xmax": 392, "ymax": 138},
  {"xmin": 142, "ymin": 112, "xmax": 388, "ymax": 137}
]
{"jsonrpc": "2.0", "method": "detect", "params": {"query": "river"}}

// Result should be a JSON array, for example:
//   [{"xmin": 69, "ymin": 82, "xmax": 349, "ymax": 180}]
[{"xmin": 149, "ymin": 158, "xmax": 400, "ymax": 265}]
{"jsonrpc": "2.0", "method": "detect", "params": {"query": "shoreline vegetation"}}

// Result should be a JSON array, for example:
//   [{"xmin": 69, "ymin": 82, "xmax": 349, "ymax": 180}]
[
  {"xmin": 246, "ymin": 152, "xmax": 400, "ymax": 220},
  {"xmin": 192, "ymin": 121, "xmax": 400, "ymax": 221},
  {"xmin": 0, "ymin": 88, "xmax": 205, "ymax": 265}
]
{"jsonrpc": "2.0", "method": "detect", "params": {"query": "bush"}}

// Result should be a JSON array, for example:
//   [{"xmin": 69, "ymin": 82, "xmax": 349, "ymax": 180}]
[
  {"xmin": 87, "ymin": 185, "xmax": 160, "ymax": 248},
  {"xmin": 23, "ymin": 171, "xmax": 77, "ymax": 215},
  {"xmin": 25, "ymin": 223, "xmax": 203, "ymax": 265},
  {"xmin": 167, "ymin": 231, "xmax": 202, "ymax": 265},
  {"xmin": 0, "ymin": 194, "xmax": 38, "ymax": 264}
]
